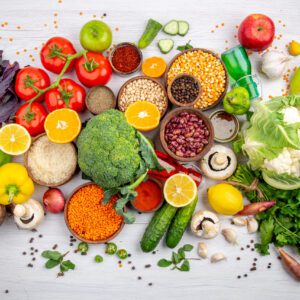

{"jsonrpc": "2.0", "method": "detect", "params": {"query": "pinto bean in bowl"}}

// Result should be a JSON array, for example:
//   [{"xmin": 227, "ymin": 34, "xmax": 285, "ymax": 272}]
[{"xmin": 160, "ymin": 108, "xmax": 214, "ymax": 162}]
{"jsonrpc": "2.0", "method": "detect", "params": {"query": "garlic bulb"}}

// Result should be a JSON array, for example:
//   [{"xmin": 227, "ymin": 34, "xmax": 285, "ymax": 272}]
[
  {"xmin": 222, "ymin": 228, "xmax": 238, "ymax": 245},
  {"xmin": 261, "ymin": 51, "xmax": 291, "ymax": 79},
  {"xmin": 198, "ymin": 242, "xmax": 208, "ymax": 258}
]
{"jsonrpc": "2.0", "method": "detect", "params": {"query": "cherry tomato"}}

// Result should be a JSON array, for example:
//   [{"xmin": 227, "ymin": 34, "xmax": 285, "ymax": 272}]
[
  {"xmin": 45, "ymin": 78, "xmax": 86, "ymax": 112},
  {"xmin": 15, "ymin": 102, "xmax": 48, "ymax": 136},
  {"xmin": 75, "ymin": 52, "xmax": 112, "ymax": 88},
  {"xmin": 15, "ymin": 67, "xmax": 50, "ymax": 102},
  {"xmin": 40, "ymin": 37, "xmax": 76, "ymax": 74}
]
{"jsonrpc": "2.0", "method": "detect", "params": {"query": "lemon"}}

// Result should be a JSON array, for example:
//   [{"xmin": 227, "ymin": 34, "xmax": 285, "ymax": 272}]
[
  {"xmin": 207, "ymin": 183, "xmax": 243, "ymax": 215},
  {"xmin": 164, "ymin": 173, "xmax": 197, "ymax": 208},
  {"xmin": 0, "ymin": 124, "xmax": 31, "ymax": 156}
]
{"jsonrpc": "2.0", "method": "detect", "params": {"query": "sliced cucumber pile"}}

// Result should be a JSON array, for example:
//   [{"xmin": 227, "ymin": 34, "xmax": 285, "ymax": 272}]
[{"xmin": 158, "ymin": 39, "xmax": 174, "ymax": 54}]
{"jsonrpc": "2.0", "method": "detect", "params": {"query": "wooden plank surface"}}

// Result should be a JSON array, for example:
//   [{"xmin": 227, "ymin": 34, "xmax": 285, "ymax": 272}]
[{"xmin": 0, "ymin": 0, "xmax": 299, "ymax": 299}]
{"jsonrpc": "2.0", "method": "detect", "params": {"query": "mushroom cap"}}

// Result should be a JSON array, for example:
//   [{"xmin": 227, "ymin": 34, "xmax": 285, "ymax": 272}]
[{"xmin": 200, "ymin": 145, "xmax": 237, "ymax": 180}]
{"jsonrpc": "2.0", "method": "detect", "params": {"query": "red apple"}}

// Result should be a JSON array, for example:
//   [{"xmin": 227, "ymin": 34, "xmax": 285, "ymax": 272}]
[{"xmin": 238, "ymin": 14, "xmax": 275, "ymax": 51}]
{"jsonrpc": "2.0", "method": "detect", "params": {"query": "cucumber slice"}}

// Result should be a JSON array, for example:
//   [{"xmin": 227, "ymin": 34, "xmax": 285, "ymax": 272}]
[
  {"xmin": 163, "ymin": 20, "xmax": 179, "ymax": 35},
  {"xmin": 178, "ymin": 21, "xmax": 189, "ymax": 36},
  {"xmin": 158, "ymin": 39, "xmax": 174, "ymax": 54}
]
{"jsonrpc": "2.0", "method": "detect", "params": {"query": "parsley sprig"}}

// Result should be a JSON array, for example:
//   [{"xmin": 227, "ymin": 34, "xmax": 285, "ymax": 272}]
[{"xmin": 157, "ymin": 244, "xmax": 200, "ymax": 272}]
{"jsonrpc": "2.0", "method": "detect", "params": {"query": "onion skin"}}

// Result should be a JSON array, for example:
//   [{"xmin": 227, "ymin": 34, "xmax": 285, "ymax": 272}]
[
  {"xmin": 236, "ymin": 201, "xmax": 276, "ymax": 216},
  {"xmin": 43, "ymin": 188, "xmax": 65, "ymax": 214},
  {"xmin": 278, "ymin": 248, "xmax": 300, "ymax": 280}
]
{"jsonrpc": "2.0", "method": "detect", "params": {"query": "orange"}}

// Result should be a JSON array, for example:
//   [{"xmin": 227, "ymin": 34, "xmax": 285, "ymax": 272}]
[
  {"xmin": 44, "ymin": 108, "xmax": 81, "ymax": 143},
  {"xmin": 0, "ymin": 124, "xmax": 31, "ymax": 155},
  {"xmin": 142, "ymin": 56, "xmax": 167, "ymax": 78},
  {"xmin": 125, "ymin": 101, "xmax": 160, "ymax": 131}
]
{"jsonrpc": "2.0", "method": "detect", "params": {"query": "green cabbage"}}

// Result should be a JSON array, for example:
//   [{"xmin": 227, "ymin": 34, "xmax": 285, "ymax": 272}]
[{"xmin": 236, "ymin": 95, "xmax": 300, "ymax": 190}]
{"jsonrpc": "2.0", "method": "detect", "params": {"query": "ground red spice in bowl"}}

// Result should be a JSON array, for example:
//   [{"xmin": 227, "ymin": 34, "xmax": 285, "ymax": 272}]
[
  {"xmin": 111, "ymin": 43, "xmax": 141, "ymax": 74},
  {"xmin": 66, "ymin": 184, "xmax": 123, "ymax": 242},
  {"xmin": 132, "ymin": 179, "xmax": 163, "ymax": 212}
]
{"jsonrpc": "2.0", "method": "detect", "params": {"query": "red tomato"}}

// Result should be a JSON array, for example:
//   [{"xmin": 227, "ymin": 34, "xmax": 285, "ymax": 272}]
[
  {"xmin": 45, "ymin": 78, "xmax": 86, "ymax": 112},
  {"xmin": 40, "ymin": 37, "xmax": 76, "ymax": 74},
  {"xmin": 15, "ymin": 102, "xmax": 48, "ymax": 136},
  {"xmin": 75, "ymin": 52, "xmax": 112, "ymax": 87},
  {"xmin": 15, "ymin": 67, "xmax": 51, "ymax": 102}
]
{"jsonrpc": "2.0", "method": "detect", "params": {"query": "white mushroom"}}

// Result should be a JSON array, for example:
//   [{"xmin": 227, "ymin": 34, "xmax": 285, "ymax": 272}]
[
  {"xmin": 200, "ymin": 145, "xmax": 237, "ymax": 180},
  {"xmin": 210, "ymin": 252, "xmax": 226, "ymax": 263},
  {"xmin": 13, "ymin": 199, "xmax": 44, "ymax": 230},
  {"xmin": 198, "ymin": 242, "xmax": 208, "ymax": 258},
  {"xmin": 191, "ymin": 210, "xmax": 220, "ymax": 239}
]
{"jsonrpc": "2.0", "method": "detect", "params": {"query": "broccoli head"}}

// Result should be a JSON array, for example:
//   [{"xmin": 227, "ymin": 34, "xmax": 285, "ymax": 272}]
[{"xmin": 77, "ymin": 110, "xmax": 145, "ymax": 189}]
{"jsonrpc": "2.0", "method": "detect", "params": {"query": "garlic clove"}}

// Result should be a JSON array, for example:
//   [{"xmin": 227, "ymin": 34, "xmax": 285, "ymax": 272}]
[
  {"xmin": 210, "ymin": 252, "xmax": 226, "ymax": 263},
  {"xmin": 247, "ymin": 217, "xmax": 258, "ymax": 233},
  {"xmin": 198, "ymin": 242, "xmax": 208, "ymax": 259},
  {"xmin": 221, "ymin": 228, "xmax": 238, "ymax": 245},
  {"xmin": 232, "ymin": 216, "xmax": 247, "ymax": 226}
]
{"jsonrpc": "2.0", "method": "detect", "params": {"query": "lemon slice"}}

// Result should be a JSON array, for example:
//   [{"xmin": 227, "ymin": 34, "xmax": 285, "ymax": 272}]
[
  {"xmin": 163, "ymin": 173, "xmax": 197, "ymax": 207},
  {"xmin": 0, "ymin": 124, "xmax": 31, "ymax": 156}
]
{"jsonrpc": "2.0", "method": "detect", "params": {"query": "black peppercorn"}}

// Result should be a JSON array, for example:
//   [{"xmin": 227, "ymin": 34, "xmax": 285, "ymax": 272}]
[{"xmin": 171, "ymin": 76, "xmax": 199, "ymax": 104}]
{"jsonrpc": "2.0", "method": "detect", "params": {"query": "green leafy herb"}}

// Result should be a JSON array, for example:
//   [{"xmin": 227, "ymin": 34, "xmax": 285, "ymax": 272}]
[
  {"xmin": 41, "ymin": 250, "xmax": 75, "ymax": 276},
  {"xmin": 229, "ymin": 164, "xmax": 300, "ymax": 255},
  {"xmin": 177, "ymin": 40, "xmax": 193, "ymax": 51},
  {"xmin": 157, "ymin": 244, "xmax": 198, "ymax": 272}
]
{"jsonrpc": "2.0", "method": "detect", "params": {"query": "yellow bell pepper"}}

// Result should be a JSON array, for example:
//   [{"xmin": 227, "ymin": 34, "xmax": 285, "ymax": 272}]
[{"xmin": 0, "ymin": 163, "xmax": 34, "ymax": 205}]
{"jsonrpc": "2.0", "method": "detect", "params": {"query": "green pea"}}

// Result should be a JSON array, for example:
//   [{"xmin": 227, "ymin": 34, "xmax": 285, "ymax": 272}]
[
  {"xmin": 95, "ymin": 255, "xmax": 103, "ymax": 263},
  {"xmin": 105, "ymin": 243, "xmax": 117, "ymax": 255},
  {"xmin": 117, "ymin": 249, "xmax": 128, "ymax": 260},
  {"xmin": 78, "ymin": 242, "xmax": 89, "ymax": 254}
]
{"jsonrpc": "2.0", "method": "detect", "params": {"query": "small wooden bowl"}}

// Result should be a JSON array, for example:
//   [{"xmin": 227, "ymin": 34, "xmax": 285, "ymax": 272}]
[
  {"xmin": 24, "ymin": 133, "xmax": 77, "ymax": 187},
  {"xmin": 130, "ymin": 177, "xmax": 164, "ymax": 213},
  {"xmin": 160, "ymin": 107, "xmax": 214, "ymax": 162},
  {"xmin": 85, "ymin": 85, "xmax": 116, "ymax": 115},
  {"xmin": 117, "ymin": 75, "xmax": 169, "ymax": 118},
  {"xmin": 109, "ymin": 42, "xmax": 143, "ymax": 76},
  {"xmin": 167, "ymin": 73, "xmax": 202, "ymax": 107},
  {"xmin": 64, "ymin": 182, "xmax": 125, "ymax": 244},
  {"xmin": 165, "ymin": 48, "xmax": 229, "ymax": 111}
]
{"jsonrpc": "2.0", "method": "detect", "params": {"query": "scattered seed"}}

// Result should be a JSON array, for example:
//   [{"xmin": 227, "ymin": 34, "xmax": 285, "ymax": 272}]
[
  {"xmin": 236, "ymin": 257, "xmax": 240, "ymax": 260},
  {"xmin": 246, "ymin": 245, "xmax": 250, "ymax": 248},
  {"xmin": 52, "ymin": 244, "xmax": 58, "ymax": 250},
  {"xmin": 57, "ymin": 272, "xmax": 64, "ymax": 277},
  {"xmin": 148, "ymin": 283, "xmax": 153, "ymax": 286},
  {"xmin": 30, "ymin": 247, "xmax": 34, "ymax": 251},
  {"xmin": 152, "ymin": 251, "xmax": 156, "ymax": 255},
  {"xmin": 131, "ymin": 266, "xmax": 135, "ymax": 270},
  {"xmin": 38, "ymin": 234, "xmax": 43, "ymax": 238},
  {"xmin": 243, "ymin": 274, "xmax": 248, "ymax": 277},
  {"xmin": 22, "ymin": 252, "xmax": 26, "ymax": 255},
  {"xmin": 4, "ymin": 290, "xmax": 9, "ymax": 294},
  {"xmin": 27, "ymin": 263, "xmax": 33, "ymax": 268},
  {"xmin": 145, "ymin": 264, "xmax": 151, "ymax": 268},
  {"xmin": 70, "ymin": 243, "xmax": 73, "ymax": 246},
  {"xmin": 237, "ymin": 275, "xmax": 241, "ymax": 279},
  {"xmin": 254, "ymin": 258, "xmax": 258, "ymax": 262},
  {"xmin": 250, "ymin": 267, "xmax": 256, "ymax": 271},
  {"xmin": 35, "ymin": 249, "xmax": 38, "ymax": 253},
  {"xmin": 32, "ymin": 258, "xmax": 36, "ymax": 261},
  {"xmin": 240, "ymin": 247, "xmax": 244, "ymax": 251}
]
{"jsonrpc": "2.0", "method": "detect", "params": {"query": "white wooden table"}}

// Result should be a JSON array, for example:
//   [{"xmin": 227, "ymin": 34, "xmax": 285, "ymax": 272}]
[{"xmin": 0, "ymin": 0, "xmax": 299, "ymax": 299}]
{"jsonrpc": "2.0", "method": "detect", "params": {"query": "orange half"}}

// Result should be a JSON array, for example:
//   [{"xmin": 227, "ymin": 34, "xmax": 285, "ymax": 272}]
[
  {"xmin": 142, "ymin": 56, "xmax": 167, "ymax": 78},
  {"xmin": 125, "ymin": 101, "xmax": 160, "ymax": 131},
  {"xmin": 44, "ymin": 108, "xmax": 81, "ymax": 144}
]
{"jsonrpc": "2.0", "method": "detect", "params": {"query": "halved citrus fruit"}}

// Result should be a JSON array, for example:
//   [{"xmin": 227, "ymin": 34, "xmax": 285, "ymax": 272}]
[
  {"xmin": 44, "ymin": 108, "xmax": 81, "ymax": 144},
  {"xmin": 142, "ymin": 56, "xmax": 167, "ymax": 78},
  {"xmin": 164, "ymin": 173, "xmax": 197, "ymax": 207},
  {"xmin": 0, "ymin": 124, "xmax": 31, "ymax": 156},
  {"xmin": 125, "ymin": 101, "xmax": 160, "ymax": 131}
]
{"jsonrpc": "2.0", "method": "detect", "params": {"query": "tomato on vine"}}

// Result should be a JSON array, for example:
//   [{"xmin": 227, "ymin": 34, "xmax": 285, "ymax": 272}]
[
  {"xmin": 75, "ymin": 52, "xmax": 112, "ymax": 88},
  {"xmin": 40, "ymin": 37, "xmax": 77, "ymax": 74},
  {"xmin": 14, "ymin": 67, "xmax": 51, "ymax": 102},
  {"xmin": 15, "ymin": 102, "xmax": 48, "ymax": 136},
  {"xmin": 45, "ymin": 78, "xmax": 86, "ymax": 112}
]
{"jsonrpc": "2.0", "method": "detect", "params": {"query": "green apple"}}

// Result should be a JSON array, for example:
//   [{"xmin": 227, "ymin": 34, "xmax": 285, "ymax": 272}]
[
  {"xmin": 223, "ymin": 86, "xmax": 250, "ymax": 115},
  {"xmin": 80, "ymin": 20, "xmax": 112, "ymax": 52}
]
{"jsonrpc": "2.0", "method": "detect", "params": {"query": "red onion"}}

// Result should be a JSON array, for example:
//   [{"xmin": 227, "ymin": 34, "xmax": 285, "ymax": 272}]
[{"xmin": 43, "ymin": 188, "xmax": 65, "ymax": 214}]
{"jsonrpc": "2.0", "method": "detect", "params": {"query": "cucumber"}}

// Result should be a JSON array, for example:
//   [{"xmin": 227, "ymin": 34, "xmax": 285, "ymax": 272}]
[
  {"xmin": 138, "ymin": 19, "xmax": 163, "ymax": 49},
  {"xmin": 158, "ymin": 39, "xmax": 174, "ymax": 54},
  {"xmin": 140, "ymin": 203, "xmax": 177, "ymax": 252},
  {"xmin": 178, "ymin": 21, "xmax": 189, "ymax": 36},
  {"xmin": 163, "ymin": 20, "xmax": 179, "ymax": 35},
  {"xmin": 166, "ymin": 196, "xmax": 198, "ymax": 248}
]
